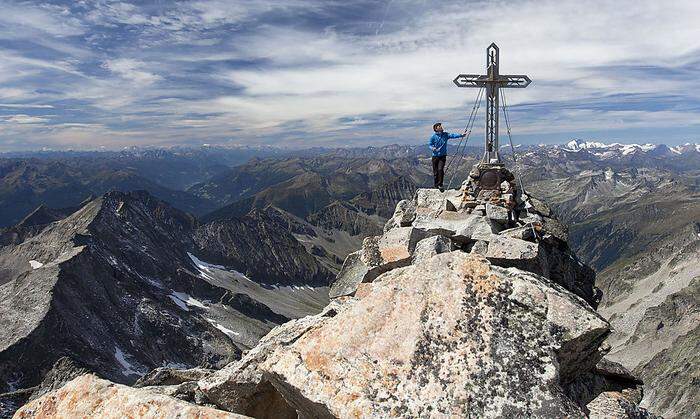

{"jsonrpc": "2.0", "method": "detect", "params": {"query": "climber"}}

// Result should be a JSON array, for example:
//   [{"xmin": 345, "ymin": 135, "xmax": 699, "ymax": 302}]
[{"xmin": 429, "ymin": 122, "xmax": 465, "ymax": 191}]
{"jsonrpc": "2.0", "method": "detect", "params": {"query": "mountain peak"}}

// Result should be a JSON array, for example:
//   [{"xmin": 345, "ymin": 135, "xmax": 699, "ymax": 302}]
[{"xmin": 561, "ymin": 139, "xmax": 700, "ymax": 156}]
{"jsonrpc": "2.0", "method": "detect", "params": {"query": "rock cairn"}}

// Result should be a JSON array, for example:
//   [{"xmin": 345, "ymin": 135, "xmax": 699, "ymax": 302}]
[{"xmin": 331, "ymin": 163, "xmax": 600, "ymax": 308}]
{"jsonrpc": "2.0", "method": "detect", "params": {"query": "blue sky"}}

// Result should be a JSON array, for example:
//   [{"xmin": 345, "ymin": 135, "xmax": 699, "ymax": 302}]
[{"xmin": 0, "ymin": 0, "xmax": 699, "ymax": 151}]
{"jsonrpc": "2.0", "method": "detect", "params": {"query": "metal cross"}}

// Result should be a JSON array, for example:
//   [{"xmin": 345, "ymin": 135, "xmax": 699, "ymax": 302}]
[{"xmin": 453, "ymin": 43, "xmax": 531, "ymax": 163}]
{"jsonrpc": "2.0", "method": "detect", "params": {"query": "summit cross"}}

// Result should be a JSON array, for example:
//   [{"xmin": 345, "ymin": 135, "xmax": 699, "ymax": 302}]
[{"xmin": 453, "ymin": 43, "xmax": 531, "ymax": 163}]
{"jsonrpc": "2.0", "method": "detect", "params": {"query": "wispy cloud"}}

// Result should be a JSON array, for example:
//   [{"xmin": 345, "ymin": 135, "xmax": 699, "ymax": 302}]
[{"xmin": 0, "ymin": 0, "xmax": 699, "ymax": 151}]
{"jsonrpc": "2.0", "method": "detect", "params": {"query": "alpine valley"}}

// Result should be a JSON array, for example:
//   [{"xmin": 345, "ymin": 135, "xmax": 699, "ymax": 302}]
[{"xmin": 0, "ymin": 140, "xmax": 698, "ymax": 417}]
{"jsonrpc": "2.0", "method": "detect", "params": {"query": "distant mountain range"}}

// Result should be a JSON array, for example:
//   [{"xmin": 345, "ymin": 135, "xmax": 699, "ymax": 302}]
[{"xmin": 562, "ymin": 139, "xmax": 700, "ymax": 155}]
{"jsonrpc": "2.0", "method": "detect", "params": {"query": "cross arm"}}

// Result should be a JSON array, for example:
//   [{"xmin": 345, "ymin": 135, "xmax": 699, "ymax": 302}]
[
  {"xmin": 454, "ymin": 74, "xmax": 531, "ymax": 88},
  {"xmin": 453, "ymin": 74, "xmax": 488, "ymax": 88},
  {"xmin": 500, "ymin": 75, "xmax": 531, "ymax": 88}
]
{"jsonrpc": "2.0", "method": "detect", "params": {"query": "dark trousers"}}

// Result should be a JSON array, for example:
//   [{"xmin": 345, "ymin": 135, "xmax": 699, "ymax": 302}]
[{"xmin": 432, "ymin": 155, "xmax": 446, "ymax": 188}]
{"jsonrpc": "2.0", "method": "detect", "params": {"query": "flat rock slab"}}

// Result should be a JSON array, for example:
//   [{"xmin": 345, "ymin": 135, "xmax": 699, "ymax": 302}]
[
  {"xmin": 411, "ymin": 235, "xmax": 454, "ymax": 265},
  {"xmin": 486, "ymin": 235, "xmax": 540, "ymax": 260},
  {"xmin": 14, "ymin": 374, "xmax": 248, "ymax": 419},
  {"xmin": 453, "ymin": 215, "xmax": 502, "ymax": 242},
  {"xmin": 413, "ymin": 211, "xmax": 475, "ymax": 239},
  {"xmin": 415, "ymin": 189, "xmax": 446, "ymax": 211},
  {"xmin": 486, "ymin": 203, "xmax": 509, "ymax": 224},
  {"xmin": 252, "ymin": 252, "xmax": 609, "ymax": 418},
  {"xmin": 328, "ymin": 250, "xmax": 368, "ymax": 299}
]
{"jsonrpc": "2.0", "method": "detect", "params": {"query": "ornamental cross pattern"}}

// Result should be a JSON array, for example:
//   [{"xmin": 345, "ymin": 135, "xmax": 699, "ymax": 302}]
[{"xmin": 453, "ymin": 43, "xmax": 531, "ymax": 163}]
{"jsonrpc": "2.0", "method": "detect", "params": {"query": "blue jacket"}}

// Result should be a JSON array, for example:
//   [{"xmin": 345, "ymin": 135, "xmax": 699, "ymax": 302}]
[{"xmin": 429, "ymin": 132, "xmax": 463, "ymax": 157}]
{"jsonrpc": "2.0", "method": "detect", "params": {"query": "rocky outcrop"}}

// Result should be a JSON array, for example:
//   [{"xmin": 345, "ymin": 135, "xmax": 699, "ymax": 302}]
[
  {"xmin": 328, "ymin": 226, "xmax": 429, "ymax": 298},
  {"xmin": 14, "ymin": 374, "xmax": 248, "ymax": 419},
  {"xmin": 0, "ymin": 357, "xmax": 89, "ymax": 418},
  {"xmin": 189, "ymin": 251, "xmax": 651, "ymax": 417},
  {"xmin": 565, "ymin": 358, "xmax": 658, "ymax": 418}
]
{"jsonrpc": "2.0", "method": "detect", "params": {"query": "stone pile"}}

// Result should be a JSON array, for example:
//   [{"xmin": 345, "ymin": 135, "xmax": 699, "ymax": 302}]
[{"xmin": 331, "ymin": 164, "xmax": 600, "ymax": 307}]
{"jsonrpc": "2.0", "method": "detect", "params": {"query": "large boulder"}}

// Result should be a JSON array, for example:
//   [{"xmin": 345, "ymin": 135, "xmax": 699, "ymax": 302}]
[
  {"xmin": 412, "ymin": 210, "xmax": 472, "ymax": 237},
  {"xmin": 414, "ymin": 189, "xmax": 446, "ymax": 211},
  {"xmin": 199, "ymin": 304, "xmax": 343, "ymax": 416},
  {"xmin": 485, "ymin": 235, "xmax": 546, "ymax": 275},
  {"xmin": 486, "ymin": 203, "xmax": 510, "ymax": 224},
  {"xmin": 383, "ymin": 199, "xmax": 416, "ymax": 232},
  {"xmin": 453, "ymin": 215, "xmax": 502, "ymax": 242},
  {"xmin": 328, "ymin": 251, "xmax": 369, "ymax": 299},
  {"xmin": 202, "ymin": 253, "xmax": 611, "ymax": 418},
  {"xmin": 329, "ymin": 227, "xmax": 427, "ymax": 298},
  {"xmin": 13, "ymin": 374, "xmax": 248, "ymax": 419},
  {"xmin": 411, "ymin": 235, "xmax": 454, "ymax": 265}
]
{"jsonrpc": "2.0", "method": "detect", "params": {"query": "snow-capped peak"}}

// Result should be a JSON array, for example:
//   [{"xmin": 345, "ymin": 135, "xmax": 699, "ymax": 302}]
[
  {"xmin": 562, "ymin": 140, "xmax": 700, "ymax": 156},
  {"xmin": 564, "ymin": 139, "xmax": 615, "ymax": 151}
]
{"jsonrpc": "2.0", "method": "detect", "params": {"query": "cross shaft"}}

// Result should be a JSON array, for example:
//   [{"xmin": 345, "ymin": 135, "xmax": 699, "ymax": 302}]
[{"xmin": 453, "ymin": 43, "xmax": 531, "ymax": 163}]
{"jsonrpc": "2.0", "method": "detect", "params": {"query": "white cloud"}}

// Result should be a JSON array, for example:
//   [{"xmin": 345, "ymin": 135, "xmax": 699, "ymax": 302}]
[
  {"xmin": 102, "ymin": 59, "xmax": 162, "ymax": 85},
  {"xmin": 2, "ymin": 114, "xmax": 49, "ymax": 124},
  {"xmin": 0, "ymin": 2, "xmax": 84, "ymax": 38}
]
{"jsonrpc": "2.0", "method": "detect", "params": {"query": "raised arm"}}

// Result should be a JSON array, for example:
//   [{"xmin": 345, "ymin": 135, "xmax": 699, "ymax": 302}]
[{"xmin": 448, "ymin": 132, "xmax": 465, "ymax": 139}]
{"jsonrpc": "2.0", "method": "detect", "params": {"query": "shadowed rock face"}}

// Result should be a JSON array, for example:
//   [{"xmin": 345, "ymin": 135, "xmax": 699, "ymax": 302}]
[
  {"xmin": 193, "ymin": 208, "xmax": 333, "ymax": 287},
  {"xmin": 0, "ymin": 190, "xmax": 331, "ymax": 408}
]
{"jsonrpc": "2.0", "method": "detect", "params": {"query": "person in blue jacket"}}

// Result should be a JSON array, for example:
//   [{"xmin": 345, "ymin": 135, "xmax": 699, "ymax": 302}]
[{"xmin": 429, "ymin": 122, "xmax": 464, "ymax": 191}]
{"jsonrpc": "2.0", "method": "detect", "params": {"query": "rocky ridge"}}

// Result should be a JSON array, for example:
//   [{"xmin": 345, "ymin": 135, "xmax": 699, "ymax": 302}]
[
  {"xmin": 11, "ymin": 167, "xmax": 658, "ymax": 418},
  {"xmin": 0, "ymin": 190, "xmax": 332, "ymax": 418}
]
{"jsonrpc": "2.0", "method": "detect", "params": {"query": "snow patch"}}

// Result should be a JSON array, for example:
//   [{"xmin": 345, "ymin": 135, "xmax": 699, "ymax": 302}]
[
  {"xmin": 564, "ymin": 139, "xmax": 612, "ymax": 151},
  {"xmin": 168, "ymin": 294, "xmax": 190, "ymax": 311},
  {"xmin": 206, "ymin": 318, "xmax": 240, "ymax": 339},
  {"xmin": 604, "ymin": 168, "xmax": 614, "ymax": 181},
  {"xmin": 173, "ymin": 291, "xmax": 206, "ymax": 308},
  {"xmin": 187, "ymin": 252, "xmax": 253, "ymax": 283},
  {"xmin": 29, "ymin": 260, "xmax": 44, "ymax": 269},
  {"xmin": 188, "ymin": 252, "xmax": 225, "ymax": 270},
  {"xmin": 114, "ymin": 347, "xmax": 141, "ymax": 377},
  {"xmin": 169, "ymin": 291, "xmax": 207, "ymax": 311}
]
